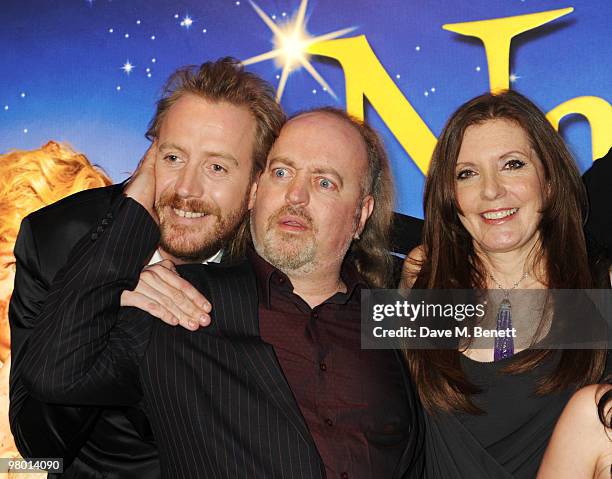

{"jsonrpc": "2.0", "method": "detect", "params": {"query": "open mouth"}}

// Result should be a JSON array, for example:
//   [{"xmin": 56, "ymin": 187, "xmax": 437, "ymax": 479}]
[
  {"xmin": 481, "ymin": 208, "xmax": 518, "ymax": 220},
  {"xmin": 278, "ymin": 215, "xmax": 309, "ymax": 231},
  {"xmin": 172, "ymin": 208, "xmax": 207, "ymax": 219}
]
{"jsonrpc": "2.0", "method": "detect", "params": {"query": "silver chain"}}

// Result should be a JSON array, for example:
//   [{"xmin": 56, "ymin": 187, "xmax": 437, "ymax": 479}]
[{"xmin": 489, "ymin": 270, "xmax": 529, "ymax": 299}]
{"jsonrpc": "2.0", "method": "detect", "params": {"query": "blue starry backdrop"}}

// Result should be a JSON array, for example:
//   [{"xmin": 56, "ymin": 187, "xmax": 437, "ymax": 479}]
[{"xmin": 1, "ymin": 0, "xmax": 610, "ymax": 218}]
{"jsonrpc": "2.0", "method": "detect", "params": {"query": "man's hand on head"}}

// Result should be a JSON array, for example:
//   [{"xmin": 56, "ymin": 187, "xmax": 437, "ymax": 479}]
[
  {"xmin": 124, "ymin": 142, "xmax": 158, "ymax": 220},
  {"xmin": 120, "ymin": 259, "xmax": 212, "ymax": 330}
]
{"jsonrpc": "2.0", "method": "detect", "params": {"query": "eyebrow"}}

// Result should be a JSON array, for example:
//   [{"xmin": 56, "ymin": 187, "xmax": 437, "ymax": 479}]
[
  {"xmin": 455, "ymin": 149, "xmax": 530, "ymax": 168},
  {"xmin": 204, "ymin": 150, "xmax": 239, "ymax": 167},
  {"xmin": 268, "ymin": 156, "xmax": 344, "ymax": 188},
  {"xmin": 498, "ymin": 149, "xmax": 530, "ymax": 160},
  {"xmin": 158, "ymin": 142, "xmax": 188, "ymax": 156},
  {"xmin": 158, "ymin": 143, "xmax": 239, "ymax": 167}
]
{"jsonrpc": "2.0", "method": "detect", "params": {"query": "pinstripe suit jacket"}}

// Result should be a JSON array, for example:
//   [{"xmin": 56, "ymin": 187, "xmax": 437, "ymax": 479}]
[{"xmin": 21, "ymin": 197, "xmax": 424, "ymax": 478}]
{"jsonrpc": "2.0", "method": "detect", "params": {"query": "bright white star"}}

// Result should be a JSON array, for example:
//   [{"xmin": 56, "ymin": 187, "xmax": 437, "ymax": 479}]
[
  {"xmin": 243, "ymin": 0, "xmax": 355, "ymax": 101},
  {"xmin": 509, "ymin": 73, "xmax": 521, "ymax": 83},
  {"xmin": 121, "ymin": 61, "xmax": 135, "ymax": 75},
  {"xmin": 180, "ymin": 15, "xmax": 193, "ymax": 28}
]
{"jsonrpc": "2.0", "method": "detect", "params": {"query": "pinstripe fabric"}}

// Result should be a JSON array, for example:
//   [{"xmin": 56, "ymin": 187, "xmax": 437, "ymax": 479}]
[{"xmin": 22, "ymin": 197, "xmax": 326, "ymax": 478}]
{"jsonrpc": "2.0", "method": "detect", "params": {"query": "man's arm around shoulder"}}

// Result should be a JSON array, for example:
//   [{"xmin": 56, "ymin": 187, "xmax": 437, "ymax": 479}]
[{"xmin": 20, "ymin": 197, "xmax": 159, "ymax": 405}]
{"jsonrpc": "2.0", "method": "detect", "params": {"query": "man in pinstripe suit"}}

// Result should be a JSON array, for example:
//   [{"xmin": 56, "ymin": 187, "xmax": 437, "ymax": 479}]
[
  {"xmin": 22, "ymin": 108, "xmax": 425, "ymax": 478},
  {"xmin": 9, "ymin": 58, "xmax": 285, "ymax": 478}
]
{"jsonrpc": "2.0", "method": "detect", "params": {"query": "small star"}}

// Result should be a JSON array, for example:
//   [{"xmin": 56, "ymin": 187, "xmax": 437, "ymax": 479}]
[
  {"xmin": 323, "ymin": 87, "xmax": 327, "ymax": 92},
  {"xmin": 23, "ymin": 128, "xmax": 28, "ymax": 133},
  {"xmin": 312, "ymin": 89, "xmax": 317, "ymax": 94},
  {"xmin": 174, "ymin": 14, "xmax": 179, "ymax": 19},
  {"xmin": 282, "ymin": 11, "xmax": 287, "ymax": 17},
  {"xmin": 275, "ymin": 74, "xmax": 280, "ymax": 79},
  {"xmin": 272, "ymin": 14, "xmax": 276, "ymax": 20},
  {"xmin": 476, "ymin": 66, "xmax": 481, "ymax": 72},
  {"xmin": 151, "ymin": 58, "xmax": 157, "ymax": 63},
  {"xmin": 150, "ymin": 35, "xmax": 156, "ymax": 40},
  {"xmin": 20, "ymin": 92, "xmax": 26, "ymax": 98},
  {"xmin": 136, "ymin": 20, "xmax": 141, "ymax": 25},
  {"xmin": 509, "ymin": 73, "xmax": 521, "ymax": 83},
  {"xmin": 202, "ymin": 29, "xmax": 207, "ymax": 33},
  {"xmin": 415, "ymin": 45, "xmax": 421, "ymax": 51},
  {"xmin": 3, "ymin": 105, "xmax": 8, "ymax": 111},
  {"xmin": 146, "ymin": 67, "xmax": 151, "ymax": 72},
  {"xmin": 108, "ymin": 28, "xmax": 114, "ymax": 33},
  {"xmin": 180, "ymin": 15, "xmax": 193, "ymax": 28},
  {"xmin": 235, "ymin": 1, "xmax": 240, "ymax": 5},
  {"xmin": 430, "ymin": 87, "xmax": 436, "ymax": 92},
  {"xmin": 124, "ymin": 33, "xmax": 129, "ymax": 38},
  {"xmin": 424, "ymin": 91, "xmax": 429, "ymax": 97},
  {"xmin": 147, "ymin": 73, "xmax": 152, "ymax": 78},
  {"xmin": 121, "ymin": 61, "xmax": 135, "ymax": 75},
  {"xmin": 116, "ymin": 85, "xmax": 121, "ymax": 91},
  {"xmin": 396, "ymin": 74, "xmax": 401, "ymax": 79}
]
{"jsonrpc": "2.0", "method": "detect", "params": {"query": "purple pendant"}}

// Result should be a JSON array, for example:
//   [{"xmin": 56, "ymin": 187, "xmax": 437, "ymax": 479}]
[{"xmin": 494, "ymin": 298, "xmax": 514, "ymax": 361}]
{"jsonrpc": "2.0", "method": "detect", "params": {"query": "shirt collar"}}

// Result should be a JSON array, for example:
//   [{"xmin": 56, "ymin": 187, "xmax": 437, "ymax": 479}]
[
  {"xmin": 247, "ymin": 247, "xmax": 367, "ymax": 309},
  {"xmin": 148, "ymin": 249, "xmax": 223, "ymax": 266}
]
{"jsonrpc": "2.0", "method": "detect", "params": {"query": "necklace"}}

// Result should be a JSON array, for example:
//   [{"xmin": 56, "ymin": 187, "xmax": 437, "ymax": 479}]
[{"xmin": 489, "ymin": 270, "xmax": 529, "ymax": 361}]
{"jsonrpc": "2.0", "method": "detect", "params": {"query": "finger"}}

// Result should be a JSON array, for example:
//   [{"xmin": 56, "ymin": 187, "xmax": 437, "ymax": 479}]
[
  {"xmin": 136, "ymin": 279, "xmax": 196, "ymax": 330},
  {"xmin": 139, "ymin": 272, "xmax": 208, "ymax": 328},
  {"xmin": 144, "ymin": 265, "xmax": 212, "ymax": 315},
  {"xmin": 139, "ymin": 140, "xmax": 158, "ymax": 169},
  {"xmin": 121, "ymin": 290, "xmax": 181, "ymax": 327},
  {"xmin": 153, "ymin": 259, "xmax": 178, "ymax": 273}
]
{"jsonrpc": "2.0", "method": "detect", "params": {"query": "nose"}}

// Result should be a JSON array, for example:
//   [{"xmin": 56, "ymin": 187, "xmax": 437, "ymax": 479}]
[
  {"xmin": 174, "ymin": 163, "xmax": 203, "ymax": 199},
  {"xmin": 480, "ymin": 172, "xmax": 506, "ymax": 201},
  {"xmin": 285, "ymin": 176, "xmax": 310, "ymax": 207}
]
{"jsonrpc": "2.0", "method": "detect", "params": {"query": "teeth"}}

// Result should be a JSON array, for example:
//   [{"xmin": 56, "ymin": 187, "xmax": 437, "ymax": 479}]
[
  {"xmin": 172, "ymin": 208, "xmax": 205, "ymax": 218},
  {"xmin": 482, "ymin": 208, "xmax": 518, "ymax": 220}
]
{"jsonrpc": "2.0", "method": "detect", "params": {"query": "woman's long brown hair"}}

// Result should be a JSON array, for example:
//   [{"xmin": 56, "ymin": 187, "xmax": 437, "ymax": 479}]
[{"xmin": 405, "ymin": 90, "xmax": 606, "ymax": 414}]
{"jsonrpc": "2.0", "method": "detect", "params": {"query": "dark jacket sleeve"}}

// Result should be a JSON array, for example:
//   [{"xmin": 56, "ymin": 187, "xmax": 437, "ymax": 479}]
[
  {"xmin": 20, "ymin": 197, "xmax": 160, "ymax": 407},
  {"xmin": 9, "ymin": 217, "xmax": 104, "ymax": 461}
]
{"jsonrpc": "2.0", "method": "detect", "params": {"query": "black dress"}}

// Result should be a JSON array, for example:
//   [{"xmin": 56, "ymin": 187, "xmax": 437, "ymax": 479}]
[{"xmin": 422, "ymin": 350, "xmax": 572, "ymax": 478}]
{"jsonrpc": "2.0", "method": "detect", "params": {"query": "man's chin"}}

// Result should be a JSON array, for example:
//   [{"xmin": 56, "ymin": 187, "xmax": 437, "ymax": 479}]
[
  {"xmin": 261, "ymin": 237, "xmax": 317, "ymax": 272},
  {"xmin": 159, "ymin": 231, "xmax": 221, "ymax": 263}
]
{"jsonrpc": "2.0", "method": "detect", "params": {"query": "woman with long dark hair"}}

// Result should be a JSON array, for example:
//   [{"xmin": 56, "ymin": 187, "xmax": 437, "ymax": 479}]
[{"xmin": 400, "ymin": 90, "xmax": 611, "ymax": 478}]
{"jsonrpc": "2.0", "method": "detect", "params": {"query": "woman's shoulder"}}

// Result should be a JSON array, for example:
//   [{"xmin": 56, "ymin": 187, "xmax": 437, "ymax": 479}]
[{"xmin": 537, "ymin": 383, "xmax": 612, "ymax": 478}]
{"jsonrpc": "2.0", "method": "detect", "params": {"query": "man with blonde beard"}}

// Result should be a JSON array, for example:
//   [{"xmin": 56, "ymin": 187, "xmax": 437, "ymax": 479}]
[
  {"xmin": 10, "ymin": 58, "xmax": 284, "ymax": 478},
  {"xmin": 20, "ymin": 107, "xmax": 425, "ymax": 478}
]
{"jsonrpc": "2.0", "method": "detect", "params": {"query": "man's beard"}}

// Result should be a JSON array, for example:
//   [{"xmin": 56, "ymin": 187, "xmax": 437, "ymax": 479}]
[
  {"xmin": 251, "ymin": 205, "xmax": 318, "ymax": 275},
  {"xmin": 155, "ymin": 191, "xmax": 248, "ymax": 263}
]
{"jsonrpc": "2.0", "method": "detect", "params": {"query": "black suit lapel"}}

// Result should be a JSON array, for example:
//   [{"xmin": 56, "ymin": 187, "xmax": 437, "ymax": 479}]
[
  {"xmin": 232, "ymin": 338, "xmax": 316, "ymax": 448},
  {"xmin": 180, "ymin": 262, "xmax": 318, "ymax": 451}
]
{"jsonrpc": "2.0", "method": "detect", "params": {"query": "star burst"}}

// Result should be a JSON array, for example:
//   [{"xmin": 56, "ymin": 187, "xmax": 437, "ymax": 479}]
[
  {"xmin": 121, "ymin": 61, "xmax": 134, "ymax": 75},
  {"xmin": 242, "ymin": 0, "xmax": 355, "ymax": 101}
]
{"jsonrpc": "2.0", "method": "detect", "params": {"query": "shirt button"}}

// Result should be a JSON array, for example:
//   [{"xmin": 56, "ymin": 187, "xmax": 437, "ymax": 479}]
[
  {"xmin": 319, "ymin": 362, "xmax": 327, "ymax": 372},
  {"xmin": 341, "ymin": 473, "xmax": 349, "ymax": 479},
  {"xmin": 278, "ymin": 276, "xmax": 285, "ymax": 284},
  {"xmin": 312, "ymin": 311, "xmax": 319, "ymax": 319},
  {"xmin": 325, "ymin": 418, "xmax": 333, "ymax": 427}
]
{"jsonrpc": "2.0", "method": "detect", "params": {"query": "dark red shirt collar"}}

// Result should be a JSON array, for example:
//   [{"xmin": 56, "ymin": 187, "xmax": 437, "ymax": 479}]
[{"xmin": 247, "ymin": 247, "xmax": 367, "ymax": 310}]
